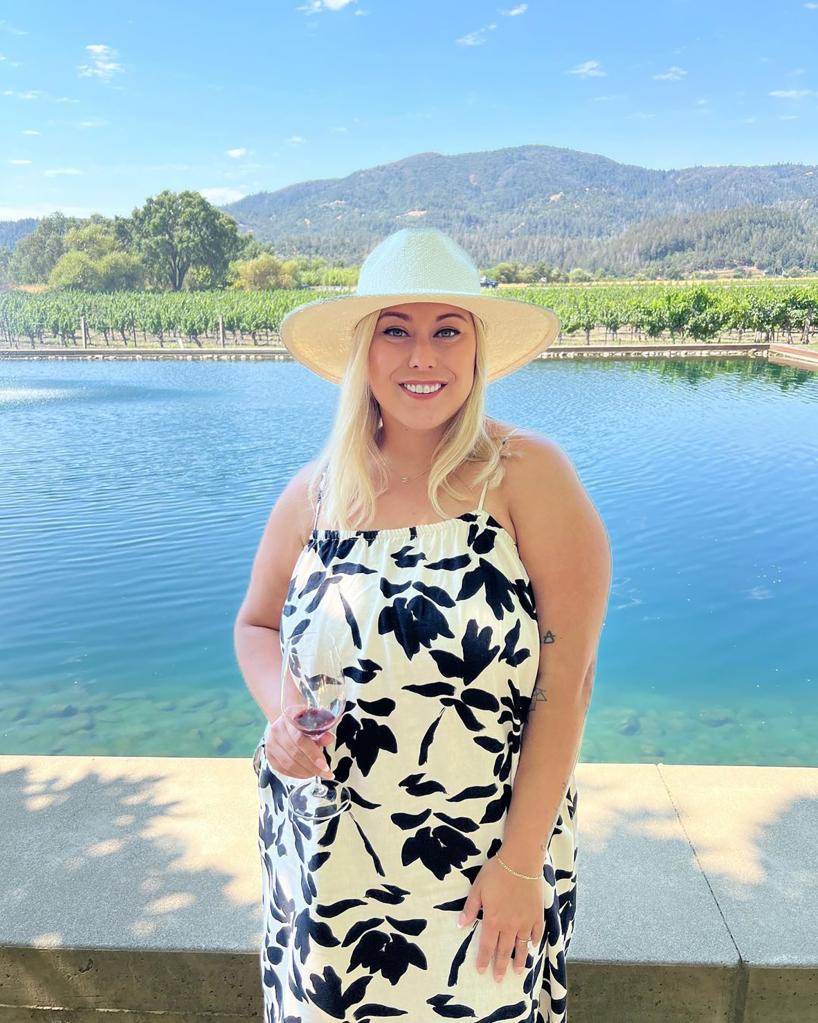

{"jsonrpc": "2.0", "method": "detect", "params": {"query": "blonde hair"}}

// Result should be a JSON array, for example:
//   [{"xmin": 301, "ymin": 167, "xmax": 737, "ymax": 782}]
[{"xmin": 307, "ymin": 306, "xmax": 517, "ymax": 531}]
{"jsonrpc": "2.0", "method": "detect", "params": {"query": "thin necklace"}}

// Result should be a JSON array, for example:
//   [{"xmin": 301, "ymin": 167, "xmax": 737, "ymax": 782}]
[
  {"xmin": 394, "ymin": 465, "xmax": 432, "ymax": 485},
  {"xmin": 379, "ymin": 435, "xmax": 433, "ymax": 484},
  {"xmin": 380, "ymin": 427, "xmax": 433, "ymax": 482}
]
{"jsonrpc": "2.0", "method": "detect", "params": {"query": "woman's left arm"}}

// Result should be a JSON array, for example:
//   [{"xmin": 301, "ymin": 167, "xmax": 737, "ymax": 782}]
[{"xmin": 500, "ymin": 432, "xmax": 612, "ymax": 872}]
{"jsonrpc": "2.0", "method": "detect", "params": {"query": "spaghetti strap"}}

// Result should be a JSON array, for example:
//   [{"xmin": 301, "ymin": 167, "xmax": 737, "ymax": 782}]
[
  {"xmin": 311, "ymin": 467, "xmax": 327, "ymax": 531},
  {"xmin": 477, "ymin": 429, "xmax": 518, "ymax": 511}
]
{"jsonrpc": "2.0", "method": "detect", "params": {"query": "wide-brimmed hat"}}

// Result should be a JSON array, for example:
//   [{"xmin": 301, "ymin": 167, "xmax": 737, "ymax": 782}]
[{"xmin": 279, "ymin": 227, "xmax": 560, "ymax": 384}]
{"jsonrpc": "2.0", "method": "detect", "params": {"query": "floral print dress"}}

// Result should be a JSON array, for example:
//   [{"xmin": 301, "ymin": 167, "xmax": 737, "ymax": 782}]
[{"xmin": 253, "ymin": 438, "xmax": 579, "ymax": 1022}]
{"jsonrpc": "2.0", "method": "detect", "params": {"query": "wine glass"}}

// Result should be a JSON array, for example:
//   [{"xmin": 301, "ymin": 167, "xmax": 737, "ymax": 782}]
[{"xmin": 281, "ymin": 629, "xmax": 351, "ymax": 822}]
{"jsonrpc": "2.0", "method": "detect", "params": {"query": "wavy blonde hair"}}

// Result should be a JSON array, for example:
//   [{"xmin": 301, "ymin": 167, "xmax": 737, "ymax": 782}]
[{"xmin": 307, "ymin": 305, "xmax": 518, "ymax": 531}]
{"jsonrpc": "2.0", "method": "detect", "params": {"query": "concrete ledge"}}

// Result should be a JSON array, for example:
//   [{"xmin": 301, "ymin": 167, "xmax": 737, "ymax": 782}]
[
  {"xmin": 0, "ymin": 757, "xmax": 815, "ymax": 1022},
  {"xmin": 768, "ymin": 342, "xmax": 818, "ymax": 369}
]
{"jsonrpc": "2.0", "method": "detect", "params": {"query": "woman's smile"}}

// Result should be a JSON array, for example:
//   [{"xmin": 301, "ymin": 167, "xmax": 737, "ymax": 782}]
[{"xmin": 399, "ymin": 381, "xmax": 449, "ymax": 399}]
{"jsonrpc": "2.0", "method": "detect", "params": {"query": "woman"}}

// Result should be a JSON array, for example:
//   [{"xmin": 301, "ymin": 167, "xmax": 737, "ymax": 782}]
[{"xmin": 234, "ymin": 227, "xmax": 611, "ymax": 1023}]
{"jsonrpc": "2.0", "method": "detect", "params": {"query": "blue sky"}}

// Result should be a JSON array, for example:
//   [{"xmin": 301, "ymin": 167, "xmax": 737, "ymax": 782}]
[{"xmin": 2, "ymin": 0, "xmax": 817, "ymax": 221}]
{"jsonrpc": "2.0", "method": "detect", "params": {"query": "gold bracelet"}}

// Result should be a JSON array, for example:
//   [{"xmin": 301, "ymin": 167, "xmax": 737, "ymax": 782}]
[{"xmin": 495, "ymin": 852, "xmax": 541, "ymax": 881}]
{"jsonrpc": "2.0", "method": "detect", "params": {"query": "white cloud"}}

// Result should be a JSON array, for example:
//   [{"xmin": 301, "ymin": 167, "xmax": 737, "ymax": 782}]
[
  {"xmin": 566, "ymin": 60, "xmax": 606, "ymax": 77},
  {"xmin": 769, "ymin": 88, "xmax": 816, "ymax": 98},
  {"xmin": 591, "ymin": 93, "xmax": 624, "ymax": 102},
  {"xmin": 804, "ymin": 3, "xmax": 818, "ymax": 8},
  {"xmin": 286, "ymin": 135, "xmax": 306, "ymax": 144},
  {"xmin": 653, "ymin": 66, "xmax": 687, "ymax": 80},
  {"xmin": 629, "ymin": 111, "xmax": 656, "ymax": 119},
  {"xmin": 500, "ymin": 4, "xmax": 528, "ymax": 14},
  {"xmin": 8, "ymin": 158, "xmax": 31, "ymax": 165},
  {"xmin": 22, "ymin": 129, "xmax": 40, "ymax": 135},
  {"xmin": 456, "ymin": 22, "xmax": 498, "ymax": 46},
  {"xmin": 3, "ymin": 88, "xmax": 44, "ymax": 100},
  {"xmin": 77, "ymin": 117, "xmax": 107, "ymax": 128},
  {"xmin": 456, "ymin": 31, "xmax": 487, "ymax": 46},
  {"xmin": 44, "ymin": 167, "xmax": 84, "ymax": 176},
  {"xmin": 198, "ymin": 187, "xmax": 247, "ymax": 205},
  {"xmin": 780, "ymin": 114, "xmax": 800, "ymax": 120},
  {"xmin": 226, "ymin": 147, "xmax": 247, "ymax": 158},
  {"xmin": 77, "ymin": 43, "xmax": 124, "ymax": 80},
  {"xmin": 331, "ymin": 125, "xmax": 348, "ymax": 132},
  {"xmin": 296, "ymin": 0, "xmax": 357, "ymax": 12},
  {"xmin": 6, "ymin": 89, "xmax": 80, "ymax": 104}
]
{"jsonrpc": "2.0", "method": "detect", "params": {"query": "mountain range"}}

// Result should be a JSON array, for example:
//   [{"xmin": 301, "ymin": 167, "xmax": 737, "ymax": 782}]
[
  {"xmin": 4, "ymin": 144, "xmax": 818, "ymax": 275},
  {"xmin": 219, "ymin": 145, "xmax": 818, "ymax": 275}
]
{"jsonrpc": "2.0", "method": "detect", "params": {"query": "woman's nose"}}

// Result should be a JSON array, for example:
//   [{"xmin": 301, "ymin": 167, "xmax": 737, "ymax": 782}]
[{"xmin": 407, "ymin": 337, "xmax": 438, "ymax": 363}]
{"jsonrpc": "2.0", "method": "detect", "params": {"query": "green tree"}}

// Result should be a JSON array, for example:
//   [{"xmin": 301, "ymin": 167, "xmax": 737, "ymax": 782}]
[
  {"xmin": 97, "ymin": 252, "xmax": 144, "ymax": 290},
  {"xmin": 233, "ymin": 253, "xmax": 299, "ymax": 290},
  {"xmin": 113, "ymin": 190, "xmax": 243, "ymax": 291},
  {"xmin": 236, "ymin": 234, "xmax": 273, "ymax": 261},
  {"xmin": 0, "ymin": 245, "xmax": 11, "ymax": 287},
  {"xmin": 48, "ymin": 250, "xmax": 103, "ymax": 290},
  {"xmin": 568, "ymin": 268, "xmax": 593, "ymax": 283},
  {"xmin": 8, "ymin": 211, "xmax": 82, "ymax": 284},
  {"xmin": 64, "ymin": 216, "xmax": 120, "ymax": 261},
  {"xmin": 486, "ymin": 262, "xmax": 518, "ymax": 283}
]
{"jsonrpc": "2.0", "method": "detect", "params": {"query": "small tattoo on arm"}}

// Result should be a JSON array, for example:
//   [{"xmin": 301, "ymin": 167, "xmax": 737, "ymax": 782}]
[
  {"xmin": 542, "ymin": 630, "xmax": 556, "ymax": 645},
  {"xmin": 530, "ymin": 686, "xmax": 548, "ymax": 707}
]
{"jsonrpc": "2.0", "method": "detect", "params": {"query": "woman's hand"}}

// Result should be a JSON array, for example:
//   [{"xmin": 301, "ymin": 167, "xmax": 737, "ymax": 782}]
[
  {"xmin": 262, "ymin": 716, "xmax": 335, "ymax": 780},
  {"xmin": 458, "ymin": 852, "xmax": 545, "ymax": 982}
]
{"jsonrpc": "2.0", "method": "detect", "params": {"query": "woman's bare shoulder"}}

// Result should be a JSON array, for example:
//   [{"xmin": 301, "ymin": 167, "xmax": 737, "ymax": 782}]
[
  {"xmin": 487, "ymin": 418, "xmax": 542, "ymax": 457},
  {"xmin": 502, "ymin": 430, "xmax": 609, "ymax": 564},
  {"xmin": 263, "ymin": 458, "xmax": 323, "ymax": 551}
]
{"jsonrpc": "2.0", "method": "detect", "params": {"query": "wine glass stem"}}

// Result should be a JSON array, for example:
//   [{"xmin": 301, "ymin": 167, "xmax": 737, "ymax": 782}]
[{"xmin": 309, "ymin": 776, "xmax": 328, "ymax": 798}]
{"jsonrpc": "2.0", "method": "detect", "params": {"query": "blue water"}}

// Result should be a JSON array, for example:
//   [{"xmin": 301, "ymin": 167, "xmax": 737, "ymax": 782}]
[{"xmin": 1, "ymin": 356, "xmax": 816, "ymax": 765}]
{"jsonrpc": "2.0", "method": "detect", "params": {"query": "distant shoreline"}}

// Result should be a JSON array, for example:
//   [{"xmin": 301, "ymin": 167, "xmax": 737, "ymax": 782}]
[{"xmin": 0, "ymin": 339, "xmax": 783, "ymax": 362}]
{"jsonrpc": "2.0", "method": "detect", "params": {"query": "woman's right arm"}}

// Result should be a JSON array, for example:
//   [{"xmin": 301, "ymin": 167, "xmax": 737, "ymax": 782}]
[{"xmin": 233, "ymin": 460, "xmax": 318, "ymax": 729}]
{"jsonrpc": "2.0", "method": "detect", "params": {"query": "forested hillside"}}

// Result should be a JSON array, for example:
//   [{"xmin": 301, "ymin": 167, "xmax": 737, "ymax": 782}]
[{"xmin": 220, "ymin": 145, "xmax": 818, "ymax": 274}]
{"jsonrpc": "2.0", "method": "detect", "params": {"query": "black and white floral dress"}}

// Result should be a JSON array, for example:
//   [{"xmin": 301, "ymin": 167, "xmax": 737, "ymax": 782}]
[{"xmin": 253, "ymin": 439, "xmax": 579, "ymax": 1022}]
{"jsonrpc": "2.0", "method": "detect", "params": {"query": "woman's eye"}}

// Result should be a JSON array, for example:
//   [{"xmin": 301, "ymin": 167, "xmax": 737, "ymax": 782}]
[{"xmin": 382, "ymin": 327, "xmax": 459, "ymax": 338}]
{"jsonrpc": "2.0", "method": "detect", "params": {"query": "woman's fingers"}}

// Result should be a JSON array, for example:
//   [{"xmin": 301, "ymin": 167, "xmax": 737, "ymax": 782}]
[
  {"xmin": 268, "ymin": 719, "xmax": 332, "ymax": 777},
  {"xmin": 493, "ymin": 927, "xmax": 520, "ymax": 982},
  {"xmin": 476, "ymin": 917, "xmax": 535, "ymax": 980},
  {"xmin": 475, "ymin": 916, "xmax": 498, "ymax": 976},
  {"xmin": 285, "ymin": 717, "xmax": 333, "ymax": 775},
  {"xmin": 512, "ymin": 933, "xmax": 531, "ymax": 974}
]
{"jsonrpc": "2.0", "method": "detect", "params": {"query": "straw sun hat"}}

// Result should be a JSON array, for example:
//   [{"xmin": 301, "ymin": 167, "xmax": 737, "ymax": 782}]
[{"xmin": 279, "ymin": 226, "xmax": 561, "ymax": 384}]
